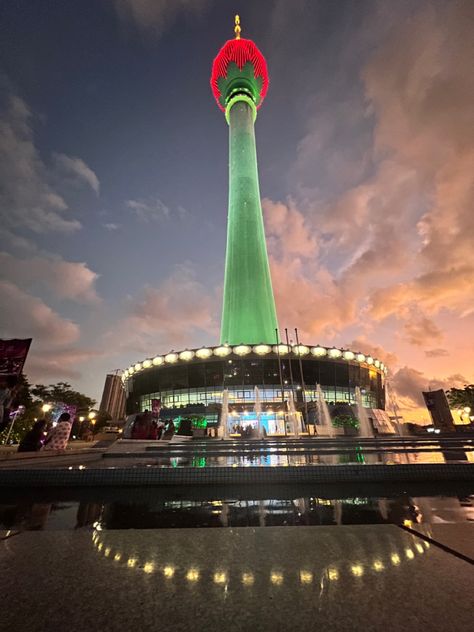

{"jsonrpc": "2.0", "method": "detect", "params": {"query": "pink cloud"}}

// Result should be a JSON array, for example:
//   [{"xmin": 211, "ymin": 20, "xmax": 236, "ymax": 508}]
[
  {"xmin": 0, "ymin": 252, "xmax": 100, "ymax": 304},
  {"xmin": 0, "ymin": 281, "xmax": 80, "ymax": 346}
]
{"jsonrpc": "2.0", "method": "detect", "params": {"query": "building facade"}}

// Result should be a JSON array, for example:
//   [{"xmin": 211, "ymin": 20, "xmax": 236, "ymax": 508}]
[{"xmin": 100, "ymin": 373, "xmax": 126, "ymax": 420}]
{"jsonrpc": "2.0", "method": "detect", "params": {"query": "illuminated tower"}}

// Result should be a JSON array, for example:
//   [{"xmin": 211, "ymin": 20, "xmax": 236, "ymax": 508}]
[{"xmin": 211, "ymin": 16, "xmax": 279, "ymax": 345}]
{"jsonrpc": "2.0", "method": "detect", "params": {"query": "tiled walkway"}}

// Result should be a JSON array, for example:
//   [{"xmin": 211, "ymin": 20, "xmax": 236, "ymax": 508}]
[{"xmin": 1, "ymin": 524, "xmax": 472, "ymax": 631}]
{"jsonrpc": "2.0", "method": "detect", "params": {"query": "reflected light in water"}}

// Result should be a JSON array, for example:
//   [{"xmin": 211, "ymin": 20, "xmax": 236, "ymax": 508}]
[
  {"xmin": 214, "ymin": 571, "xmax": 227, "ymax": 584},
  {"xmin": 242, "ymin": 572, "xmax": 254, "ymax": 586},
  {"xmin": 143, "ymin": 562, "xmax": 155, "ymax": 574},
  {"xmin": 186, "ymin": 568, "xmax": 200, "ymax": 582},
  {"xmin": 270, "ymin": 571, "xmax": 283, "ymax": 585},
  {"xmin": 415, "ymin": 543, "xmax": 424, "ymax": 554},
  {"xmin": 327, "ymin": 567, "xmax": 339, "ymax": 581},
  {"xmin": 299, "ymin": 570, "xmax": 313, "ymax": 584},
  {"xmin": 372, "ymin": 560, "xmax": 384, "ymax": 572},
  {"xmin": 391, "ymin": 553, "xmax": 400, "ymax": 565},
  {"xmin": 163, "ymin": 566, "xmax": 175, "ymax": 579},
  {"xmin": 114, "ymin": 553, "xmax": 122, "ymax": 562},
  {"xmin": 351, "ymin": 564, "xmax": 364, "ymax": 577},
  {"xmin": 104, "ymin": 547, "xmax": 111, "ymax": 557},
  {"xmin": 127, "ymin": 558, "xmax": 137, "ymax": 568},
  {"xmin": 405, "ymin": 548, "xmax": 415, "ymax": 560}
]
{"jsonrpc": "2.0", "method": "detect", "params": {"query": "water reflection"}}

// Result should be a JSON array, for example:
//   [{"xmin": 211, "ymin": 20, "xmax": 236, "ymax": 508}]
[
  {"xmin": 1, "ymin": 490, "xmax": 473, "ymax": 532},
  {"xmin": 87, "ymin": 527, "xmax": 433, "ymax": 601}
]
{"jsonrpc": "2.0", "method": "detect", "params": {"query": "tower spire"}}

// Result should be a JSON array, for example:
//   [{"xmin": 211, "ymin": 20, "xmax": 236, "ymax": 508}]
[{"xmin": 234, "ymin": 14, "xmax": 241, "ymax": 39}]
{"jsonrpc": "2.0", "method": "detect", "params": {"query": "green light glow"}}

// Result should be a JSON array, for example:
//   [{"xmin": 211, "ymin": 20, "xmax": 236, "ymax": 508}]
[{"xmin": 220, "ymin": 99, "xmax": 279, "ymax": 345}]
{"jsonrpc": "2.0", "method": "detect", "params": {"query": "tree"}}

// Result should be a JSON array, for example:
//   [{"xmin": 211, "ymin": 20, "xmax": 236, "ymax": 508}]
[
  {"xmin": 446, "ymin": 385, "xmax": 474, "ymax": 412},
  {"xmin": 1, "ymin": 376, "xmax": 96, "ymax": 444},
  {"xmin": 31, "ymin": 382, "xmax": 95, "ymax": 411}
]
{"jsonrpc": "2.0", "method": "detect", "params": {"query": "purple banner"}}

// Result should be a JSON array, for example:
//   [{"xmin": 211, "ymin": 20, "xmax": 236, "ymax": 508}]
[{"xmin": 0, "ymin": 338, "xmax": 32, "ymax": 376}]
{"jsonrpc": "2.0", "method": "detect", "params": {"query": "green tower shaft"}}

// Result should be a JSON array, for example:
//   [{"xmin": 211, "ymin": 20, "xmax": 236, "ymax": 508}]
[{"xmin": 220, "ymin": 99, "xmax": 279, "ymax": 345}]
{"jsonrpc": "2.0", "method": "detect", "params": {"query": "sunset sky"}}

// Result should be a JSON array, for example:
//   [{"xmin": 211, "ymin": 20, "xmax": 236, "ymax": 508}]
[{"xmin": 0, "ymin": 0, "xmax": 472, "ymax": 422}]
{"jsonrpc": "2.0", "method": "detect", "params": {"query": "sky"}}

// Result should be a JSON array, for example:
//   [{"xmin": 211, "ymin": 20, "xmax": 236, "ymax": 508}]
[{"xmin": 0, "ymin": 0, "xmax": 472, "ymax": 422}]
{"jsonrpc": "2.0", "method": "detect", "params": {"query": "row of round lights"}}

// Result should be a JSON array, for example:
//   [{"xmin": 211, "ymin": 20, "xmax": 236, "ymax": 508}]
[
  {"xmin": 123, "ymin": 345, "xmax": 387, "ymax": 380},
  {"xmin": 92, "ymin": 531, "xmax": 429, "ymax": 579}
]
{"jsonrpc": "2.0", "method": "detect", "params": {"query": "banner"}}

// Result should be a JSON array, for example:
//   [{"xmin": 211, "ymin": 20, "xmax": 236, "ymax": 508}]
[{"xmin": 0, "ymin": 339, "xmax": 32, "ymax": 376}]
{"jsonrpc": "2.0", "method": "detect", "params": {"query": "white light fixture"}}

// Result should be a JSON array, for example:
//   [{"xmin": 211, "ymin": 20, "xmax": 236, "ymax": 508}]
[
  {"xmin": 214, "ymin": 346, "xmax": 232, "ymax": 357},
  {"xmin": 128, "ymin": 367, "xmax": 135, "ymax": 375},
  {"xmin": 311, "ymin": 346, "xmax": 327, "ymax": 357},
  {"xmin": 366, "ymin": 356, "xmax": 374, "ymax": 365},
  {"xmin": 179, "ymin": 350, "xmax": 194, "ymax": 361},
  {"xmin": 152, "ymin": 356, "xmax": 164, "ymax": 366},
  {"xmin": 165, "ymin": 352, "xmax": 178, "ymax": 363},
  {"xmin": 234, "ymin": 345, "xmax": 251, "ymax": 356},
  {"xmin": 356, "ymin": 353, "xmax": 366, "ymax": 363},
  {"xmin": 293, "ymin": 345, "xmax": 309, "ymax": 356},
  {"xmin": 143, "ymin": 359, "xmax": 152, "ymax": 368},
  {"xmin": 374, "ymin": 359, "xmax": 380, "ymax": 368},
  {"xmin": 253, "ymin": 344, "xmax": 271, "ymax": 355},
  {"xmin": 343, "ymin": 351, "xmax": 355, "ymax": 361},
  {"xmin": 273, "ymin": 344, "xmax": 289, "ymax": 355},
  {"xmin": 134, "ymin": 363, "xmax": 142, "ymax": 371},
  {"xmin": 196, "ymin": 347, "xmax": 212, "ymax": 359},
  {"xmin": 328, "ymin": 348, "xmax": 342, "ymax": 358}
]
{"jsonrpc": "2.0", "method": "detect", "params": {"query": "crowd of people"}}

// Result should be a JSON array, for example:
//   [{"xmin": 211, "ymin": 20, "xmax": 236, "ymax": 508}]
[
  {"xmin": 17, "ymin": 412, "xmax": 73, "ymax": 453},
  {"xmin": 130, "ymin": 410, "xmax": 176, "ymax": 440}
]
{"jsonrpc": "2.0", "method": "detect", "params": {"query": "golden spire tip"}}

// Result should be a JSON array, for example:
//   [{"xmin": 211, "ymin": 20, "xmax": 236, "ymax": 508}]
[{"xmin": 234, "ymin": 14, "xmax": 241, "ymax": 39}]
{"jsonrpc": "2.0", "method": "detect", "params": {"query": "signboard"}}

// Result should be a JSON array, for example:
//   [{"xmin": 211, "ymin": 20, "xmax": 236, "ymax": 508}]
[{"xmin": 0, "ymin": 338, "xmax": 32, "ymax": 376}]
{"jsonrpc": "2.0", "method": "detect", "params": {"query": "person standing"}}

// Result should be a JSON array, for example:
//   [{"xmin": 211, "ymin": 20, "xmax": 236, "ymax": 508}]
[{"xmin": 43, "ymin": 412, "xmax": 73, "ymax": 451}]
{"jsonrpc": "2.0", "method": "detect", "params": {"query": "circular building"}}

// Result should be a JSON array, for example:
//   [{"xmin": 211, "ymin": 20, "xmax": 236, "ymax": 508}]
[{"xmin": 122, "ymin": 344, "xmax": 389, "ymax": 434}]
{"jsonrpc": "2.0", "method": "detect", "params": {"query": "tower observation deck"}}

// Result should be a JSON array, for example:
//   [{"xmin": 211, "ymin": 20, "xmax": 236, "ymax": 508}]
[{"xmin": 211, "ymin": 16, "xmax": 279, "ymax": 345}]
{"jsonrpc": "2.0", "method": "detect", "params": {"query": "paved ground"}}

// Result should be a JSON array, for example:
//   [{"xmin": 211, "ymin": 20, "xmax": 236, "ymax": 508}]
[{"xmin": 1, "ymin": 524, "xmax": 472, "ymax": 631}]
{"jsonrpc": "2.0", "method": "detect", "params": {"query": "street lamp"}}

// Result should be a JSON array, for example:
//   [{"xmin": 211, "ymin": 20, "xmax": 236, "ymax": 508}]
[
  {"xmin": 88, "ymin": 411, "xmax": 96, "ymax": 420},
  {"xmin": 42, "ymin": 404, "xmax": 51, "ymax": 413},
  {"xmin": 79, "ymin": 416, "xmax": 85, "ymax": 422}
]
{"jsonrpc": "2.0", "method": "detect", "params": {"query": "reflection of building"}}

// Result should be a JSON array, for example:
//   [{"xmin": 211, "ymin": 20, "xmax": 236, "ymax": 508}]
[
  {"xmin": 423, "ymin": 389, "xmax": 455, "ymax": 432},
  {"xmin": 121, "ymin": 19, "xmax": 390, "ymax": 430},
  {"xmin": 100, "ymin": 374, "xmax": 126, "ymax": 420}
]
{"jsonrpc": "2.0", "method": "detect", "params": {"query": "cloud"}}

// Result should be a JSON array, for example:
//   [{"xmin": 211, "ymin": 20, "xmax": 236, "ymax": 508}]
[
  {"xmin": 0, "ymin": 281, "xmax": 80, "ymax": 346},
  {"xmin": 103, "ymin": 222, "xmax": 120, "ymax": 231},
  {"xmin": 269, "ymin": 1, "xmax": 474, "ymax": 360},
  {"xmin": 346, "ymin": 337, "xmax": 398, "ymax": 369},
  {"xmin": 53, "ymin": 153, "xmax": 100, "ymax": 195},
  {"xmin": 113, "ymin": 0, "xmax": 210, "ymax": 37},
  {"xmin": 402, "ymin": 314, "xmax": 443, "ymax": 347},
  {"xmin": 25, "ymin": 348, "xmax": 104, "ymax": 381},
  {"xmin": 425, "ymin": 348, "xmax": 449, "ymax": 358},
  {"xmin": 109, "ymin": 262, "xmax": 218, "ymax": 354},
  {"xmin": 126, "ymin": 197, "xmax": 170, "ymax": 222},
  {"xmin": 263, "ymin": 198, "xmax": 318, "ymax": 259},
  {"xmin": 391, "ymin": 366, "xmax": 468, "ymax": 410},
  {"xmin": 0, "ymin": 252, "xmax": 100, "ymax": 303},
  {"xmin": 0, "ymin": 93, "xmax": 81, "ymax": 233}
]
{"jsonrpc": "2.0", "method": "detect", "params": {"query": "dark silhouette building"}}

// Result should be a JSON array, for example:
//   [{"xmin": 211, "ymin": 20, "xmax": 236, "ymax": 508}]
[
  {"xmin": 423, "ymin": 389, "xmax": 455, "ymax": 432},
  {"xmin": 100, "ymin": 373, "xmax": 126, "ymax": 420}
]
